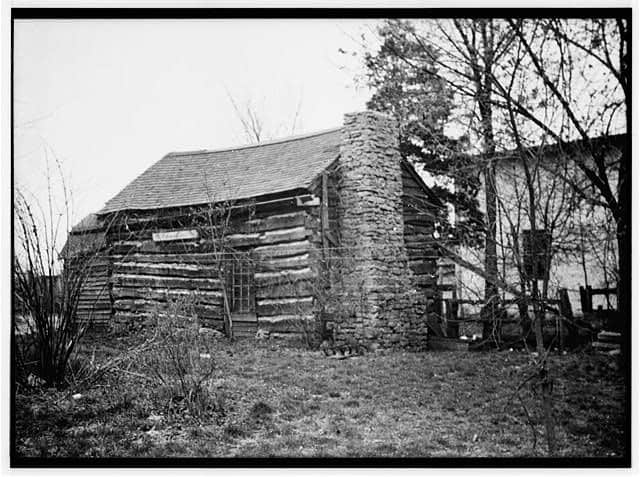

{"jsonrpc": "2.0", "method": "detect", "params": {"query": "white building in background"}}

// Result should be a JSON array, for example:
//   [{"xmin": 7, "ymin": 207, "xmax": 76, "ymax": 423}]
[{"xmin": 451, "ymin": 134, "xmax": 624, "ymax": 318}]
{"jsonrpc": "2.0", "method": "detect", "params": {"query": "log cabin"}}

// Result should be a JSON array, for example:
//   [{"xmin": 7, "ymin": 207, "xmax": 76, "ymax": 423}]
[{"xmin": 63, "ymin": 111, "xmax": 445, "ymax": 349}]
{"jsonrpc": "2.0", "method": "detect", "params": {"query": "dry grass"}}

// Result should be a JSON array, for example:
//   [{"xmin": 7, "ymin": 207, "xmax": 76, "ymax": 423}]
[{"xmin": 14, "ymin": 335, "xmax": 627, "ymax": 459}]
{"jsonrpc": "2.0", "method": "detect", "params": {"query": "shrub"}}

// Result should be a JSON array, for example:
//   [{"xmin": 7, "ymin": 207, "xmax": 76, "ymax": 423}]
[
  {"xmin": 14, "ymin": 188, "xmax": 95, "ymax": 388},
  {"xmin": 142, "ymin": 298, "xmax": 224, "ymax": 420}
]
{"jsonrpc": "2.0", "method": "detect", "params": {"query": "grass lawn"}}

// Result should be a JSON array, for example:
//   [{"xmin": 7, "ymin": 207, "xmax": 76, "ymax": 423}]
[{"xmin": 14, "ymin": 335, "xmax": 627, "ymax": 459}]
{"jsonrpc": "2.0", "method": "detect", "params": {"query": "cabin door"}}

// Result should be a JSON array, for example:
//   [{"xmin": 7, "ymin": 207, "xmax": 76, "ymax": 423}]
[{"xmin": 226, "ymin": 253, "xmax": 257, "ymax": 338}]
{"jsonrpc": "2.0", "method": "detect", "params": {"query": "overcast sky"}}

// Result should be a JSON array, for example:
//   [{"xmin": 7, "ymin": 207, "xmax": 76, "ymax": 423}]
[{"xmin": 13, "ymin": 19, "xmax": 376, "ymax": 233}]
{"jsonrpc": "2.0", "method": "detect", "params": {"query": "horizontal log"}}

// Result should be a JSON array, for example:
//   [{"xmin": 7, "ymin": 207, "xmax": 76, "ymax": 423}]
[
  {"xmin": 76, "ymin": 311, "xmax": 112, "ymax": 317},
  {"xmin": 81, "ymin": 275, "xmax": 110, "ymax": 282},
  {"xmin": 77, "ymin": 318, "xmax": 110, "ymax": 324},
  {"xmin": 112, "ymin": 240, "xmax": 144, "ymax": 247},
  {"xmin": 255, "ymin": 280, "xmax": 314, "ymax": 299},
  {"xmin": 74, "ymin": 269, "xmax": 110, "ymax": 277},
  {"xmin": 253, "ymin": 240, "xmax": 311, "ymax": 259},
  {"xmin": 114, "ymin": 240, "xmax": 204, "ymax": 255},
  {"xmin": 77, "ymin": 308, "xmax": 111, "ymax": 315},
  {"xmin": 79, "ymin": 280, "xmax": 110, "ymax": 288},
  {"xmin": 77, "ymin": 293, "xmax": 111, "ymax": 300},
  {"xmin": 258, "ymin": 253, "xmax": 310, "ymax": 272},
  {"xmin": 256, "ymin": 297, "xmax": 314, "ymax": 317},
  {"xmin": 109, "ymin": 244, "xmax": 140, "ymax": 254},
  {"xmin": 406, "ymin": 245, "xmax": 437, "ymax": 254},
  {"xmin": 113, "ymin": 299, "xmax": 159, "ymax": 311},
  {"xmin": 227, "ymin": 226, "xmax": 309, "ymax": 248},
  {"xmin": 78, "ymin": 296, "xmax": 110, "ymax": 302},
  {"xmin": 76, "ymin": 309, "xmax": 111, "ymax": 316},
  {"xmin": 111, "ymin": 274, "xmax": 222, "ymax": 290},
  {"xmin": 77, "ymin": 294, "xmax": 111, "ymax": 301},
  {"xmin": 156, "ymin": 241, "xmax": 203, "ymax": 253},
  {"xmin": 117, "ymin": 253, "xmax": 223, "ymax": 265},
  {"xmin": 76, "ymin": 304, "xmax": 111, "ymax": 311},
  {"xmin": 404, "ymin": 238, "xmax": 437, "ymax": 247},
  {"xmin": 113, "ymin": 311, "xmax": 151, "ymax": 321},
  {"xmin": 106, "ymin": 200, "xmax": 303, "ymax": 226},
  {"xmin": 112, "ymin": 286, "xmax": 222, "ymax": 303},
  {"xmin": 114, "ymin": 298, "xmax": 221, "ymax": 311},
  {"xmin": 255, "ymin": 268, "xmax": 315, "ymax": 286},
  {"xmin": 231, "ymin": 321, "xmax": 257, "ymax": 328},
  {"xmin": 79, "ymin": 284, "xmax": 110, "ymax": 293},
  {"xmin": 79, "ymin": 282, "xmax": 110, "ymax": 290},
  {"xmin": 412, "ymin": 274, "xmax": 437, "ymax": 285},
  {"xmin": 77, "ymin": 300, "xmax": 111, "ymax": 307},
  {"xmin": 408, "ymin": 261, "xmax": 436, "ymax": 275},
  {"xmin": 230, "ymin": 313, "xmax": 257, "ymax": 323},
  {"xmin": 404, "ymin": 214, "xmax": 436, "ymax": 224},
  {"xmin": 404, "ymin": 233, "xmax": 438, "ymax": 243},
  {"xmin": 257, "ymin": 314, "xmax": 315, "ymax": 333},
  {"xmin": 113, "ymin": 300, "xmax": 222, "ymax": 319},
  {"xmin": 113, "ymin": 262, "xmax": 221, "ymax": 279},
  {"xmin": 116, "ymin": 311, "xmax": 224, "ymax": 324},
  {"xmin": 242, "ymin": 211, "xmax": 307, "ymax": 233},
  {"xmin": 404, "ymin": 223, "xmax": 435, "ymax": 235}
]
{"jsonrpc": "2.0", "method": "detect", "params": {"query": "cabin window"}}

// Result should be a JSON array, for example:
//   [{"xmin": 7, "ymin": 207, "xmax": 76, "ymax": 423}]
[{"xmin": 226, "ymin": 253, "xmax": 255, "ymax": 314}]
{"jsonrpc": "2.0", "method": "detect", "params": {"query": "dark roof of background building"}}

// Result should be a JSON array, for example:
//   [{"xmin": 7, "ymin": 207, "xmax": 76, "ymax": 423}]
[
  {"xmin": 60, "ymin": 230, "xmax": 106, "ymax": 259},
  {"xmin": 60, "ymin": 213, "xmax": 106, "ymax": 259},
  {"xmin": 490, "ymin": 133, "xmax": 626, "ymax": 163},
  {"xmin": 70, "ymin": 213, "xmax": 103, "ymax": 232},
  {"xmin": 99, "ymin": 127, "xmax": 343, "ymax": 214}
]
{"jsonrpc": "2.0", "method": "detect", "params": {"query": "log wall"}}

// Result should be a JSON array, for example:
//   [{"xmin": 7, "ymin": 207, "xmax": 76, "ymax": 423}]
[
  {"xmin": 401, "ymin": 162, "xmax": 443, "ymax": 330},
  {"xmin": 103, "ymin": 197, "xmax": 322, "ymax": 336},
  {"xmin": 72, "ymin": 255, "xmax": 113, "ymax": 329},
  {"xmin": 401, "ymin": 163, "xmax": 440, "ymax": 298}
]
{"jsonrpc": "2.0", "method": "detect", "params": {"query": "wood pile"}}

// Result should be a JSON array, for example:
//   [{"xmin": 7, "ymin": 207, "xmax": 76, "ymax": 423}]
[{"xmin": 592, "ymin": 330, "xmax": 622, "ymax": 354}]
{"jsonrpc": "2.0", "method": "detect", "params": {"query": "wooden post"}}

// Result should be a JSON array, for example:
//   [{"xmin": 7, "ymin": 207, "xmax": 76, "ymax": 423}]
[{"xmin": 558, "ymin": 288, "xmax": 573, "ymax": 351}]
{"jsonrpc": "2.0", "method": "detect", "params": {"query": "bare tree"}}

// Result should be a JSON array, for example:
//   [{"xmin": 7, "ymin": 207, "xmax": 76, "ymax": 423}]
[
  {"xmin": 225, "ymin": 89, "xmax": 304, "ymax": 144},
  {"xmin": 500, "ymin": 18, "xmax": 629, "ymax": 330},
  {"xmin": 13, "ymin": 157, "xmax": 95, "ymax": 387}
]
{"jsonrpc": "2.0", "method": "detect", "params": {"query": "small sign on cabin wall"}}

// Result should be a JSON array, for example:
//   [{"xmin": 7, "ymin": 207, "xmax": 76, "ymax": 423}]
[{"xmin": 152, "ymin": 229, "xmax": 199, "ymax": 242}]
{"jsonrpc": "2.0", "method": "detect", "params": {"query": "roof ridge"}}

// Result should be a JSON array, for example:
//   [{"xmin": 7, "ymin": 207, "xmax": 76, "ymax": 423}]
[{"xmin": 167, "ymin": 126, "xmax": 343, "ymax": 157}]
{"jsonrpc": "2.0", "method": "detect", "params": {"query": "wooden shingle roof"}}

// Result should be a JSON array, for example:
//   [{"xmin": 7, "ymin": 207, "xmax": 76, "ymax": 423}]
[{"xmin": 99, "ymin": 128, "xmax": 342, "ymax": 214}]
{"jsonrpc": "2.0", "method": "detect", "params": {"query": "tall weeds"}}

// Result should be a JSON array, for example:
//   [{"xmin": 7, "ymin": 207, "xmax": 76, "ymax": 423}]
[
  {"xmin": 141, "ymin": 298, "xmax": 224, "ymax": 419},
  {"xmin": 14, "ymin": 183, "xmax": 93, "ymax": 388}
]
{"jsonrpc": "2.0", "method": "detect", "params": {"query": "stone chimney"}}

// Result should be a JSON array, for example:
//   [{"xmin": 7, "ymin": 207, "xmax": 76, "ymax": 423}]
[{"xmin": 333, "ymin": 111, "xmax": 427, "ymax": 349}]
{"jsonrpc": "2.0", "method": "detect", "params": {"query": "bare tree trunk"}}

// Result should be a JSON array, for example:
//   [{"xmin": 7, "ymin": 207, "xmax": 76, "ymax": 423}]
[
  {"xmin": 475, "ymin": 20, "xmax": 500, "ymax": 345},
  {"xmin": 503, "ymin": 72, "xmax": 557, "ymax": 453},
  {"xmin": 530, "ymin": 277, "xmax": 556, "ymax": 453},
  {"xmin": 616, "ymin": 21, "xmax": 630, "ymax": 366},
  {"xmin": 483, "ymin": 158, "xmax": 500, "ymax": 343},
  {"xmin": 479, "ymin": 92, "xmax": 500, "ymax": 345}
]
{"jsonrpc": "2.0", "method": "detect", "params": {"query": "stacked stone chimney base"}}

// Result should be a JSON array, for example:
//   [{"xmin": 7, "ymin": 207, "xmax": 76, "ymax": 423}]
[{"xmin": 328, "ymin": 111, "xmax": 428, "ymax": 350}]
